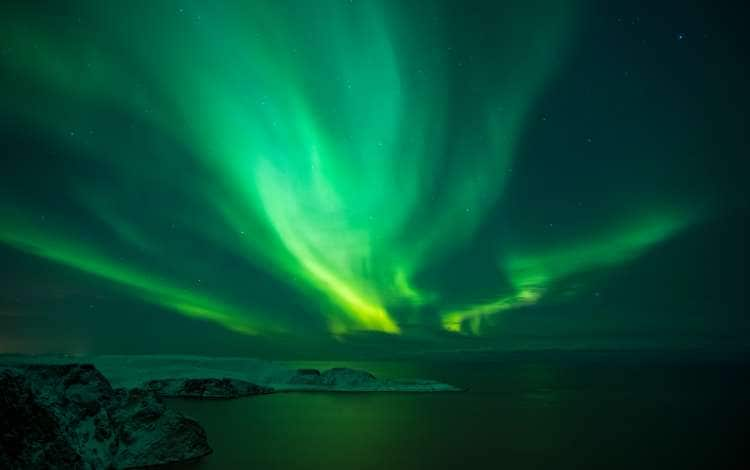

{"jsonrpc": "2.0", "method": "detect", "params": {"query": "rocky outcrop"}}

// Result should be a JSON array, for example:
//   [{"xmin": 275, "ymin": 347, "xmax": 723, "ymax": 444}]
[
  {"xmin": 0, "ymin": 368, "xmax": 83, "ymax": 468},
  {"xmin": 144, "ymin": 377, "xmax": 273, "ymax": 398},
  {"xmin": 288, "ymin": 367, "xmax": 377, "ymax": 387},
  {"xmin": 286, "ymin": 367, "xmax": 462, "ymax": 391},
  {"xmin": 288, "ymin": 368, "xmax": 322, "ymax": 385},
  {"xmin": 0, "ymin": 364, "xmax": 211, "ymax": 469}
]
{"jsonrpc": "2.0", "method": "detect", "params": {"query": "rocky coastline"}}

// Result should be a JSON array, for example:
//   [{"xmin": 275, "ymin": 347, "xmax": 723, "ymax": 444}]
[{"xmin": 1, "ymin": 356, "xmax": 462, "ymax": 468}]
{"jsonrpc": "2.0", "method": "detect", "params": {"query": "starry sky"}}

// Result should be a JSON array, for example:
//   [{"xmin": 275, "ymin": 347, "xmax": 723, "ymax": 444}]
[{"xmin": 1, "ymin": 0, "xmax": 747, "ymax": 358}]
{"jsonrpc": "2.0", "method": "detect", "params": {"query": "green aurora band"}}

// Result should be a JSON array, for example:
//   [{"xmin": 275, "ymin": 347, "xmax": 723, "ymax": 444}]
[
  {"xmin": 441, "ymin": 208, "xmax": 699, "ymax": 334},
  {"xmin": 0, "ymin": 0, "xmax": 699, "ymax": 339}
]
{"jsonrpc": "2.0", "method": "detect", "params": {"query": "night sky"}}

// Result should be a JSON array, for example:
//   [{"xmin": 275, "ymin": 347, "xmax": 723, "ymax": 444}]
[{"xmin": 1, "ymin": 0, "xmax": 747, "ymax": 358}]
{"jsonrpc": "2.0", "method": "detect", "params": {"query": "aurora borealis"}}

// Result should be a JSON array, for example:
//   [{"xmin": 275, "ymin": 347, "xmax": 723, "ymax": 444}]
[{"xmin": 1, "ymin": 0, "xmax": 747, "ymax": 355}]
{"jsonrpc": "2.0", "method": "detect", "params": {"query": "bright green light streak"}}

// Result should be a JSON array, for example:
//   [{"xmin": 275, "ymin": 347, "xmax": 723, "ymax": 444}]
[
  {"xmin": 1, "ymin": 0, "xmax": 579, "ymax": 336},
  {"xmin": 442, "ymin": 288, "xmax": 543, "ymax": 334},
  {"xmin": 442, "ymin": 208, "xmax": 697, "ymax": 334},
  {"xmin": 0, "ymin": 216, "xmax": 280, "ymax": 335},
  {"xmin": 505, "ymin": 209, "xmax": 697, "ymax": 290}
]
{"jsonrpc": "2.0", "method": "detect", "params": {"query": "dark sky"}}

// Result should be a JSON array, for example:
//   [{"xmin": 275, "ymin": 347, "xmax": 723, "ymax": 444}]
[{"xmin": 1, "ymin": 0, "xmax": 747, "ymax": 358}]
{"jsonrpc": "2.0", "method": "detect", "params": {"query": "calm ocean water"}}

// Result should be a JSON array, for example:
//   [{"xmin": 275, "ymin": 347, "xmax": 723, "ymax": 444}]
[{"xmin": 168, "ymin": 352, "xmax": 748, "ymax": 469}]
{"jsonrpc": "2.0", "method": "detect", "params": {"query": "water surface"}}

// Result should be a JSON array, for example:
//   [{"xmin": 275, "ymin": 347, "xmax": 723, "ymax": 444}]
[{"xmin": 169, "ymin": 352, "xmax": 748, "ymax": 469}]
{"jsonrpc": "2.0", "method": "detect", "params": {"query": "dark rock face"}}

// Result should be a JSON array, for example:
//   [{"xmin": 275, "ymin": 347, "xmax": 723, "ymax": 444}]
[
  {"xmin": 0, "ymin": 364, "xmax": 211, "ymax": 469},
  {"xmin": 144, "ymin": 377, "xmax": 273, "ymax": 399},
  {"xmin": 0, "ymin": 369, "xmax": 82, "ymax": 468},
  {"xmin": 109, "ymin": 387, "xmax": 211, "ymax": 468}
]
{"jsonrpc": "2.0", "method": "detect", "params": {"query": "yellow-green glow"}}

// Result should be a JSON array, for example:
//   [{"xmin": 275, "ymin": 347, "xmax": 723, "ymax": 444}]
[
  {"xmin": 4, "ymin": 0, "xmax": 714, "ymax": 342},
  {"xmin": 442, "ymin": 289, "xmax": 543, "ymax": 334},
  {"xmin": 505, "ymin": 209, "xmax": 697, "ymax": 290},
  {"xmin": 442, "ymin": 209, "xmax": 697, "ymax": 334}
]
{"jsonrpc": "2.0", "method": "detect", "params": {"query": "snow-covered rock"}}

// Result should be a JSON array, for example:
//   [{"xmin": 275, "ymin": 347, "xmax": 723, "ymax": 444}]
[
  {"xmin": 3, "ymin": 354, "xmax": 464, "ymax": 392},
  {"xmin": 0, "ymin": 363, "xmax": 211, "ymax": 469},
  {"xmin": 144, "ymin": 377, "xmax": 273, "ymax": 398}
]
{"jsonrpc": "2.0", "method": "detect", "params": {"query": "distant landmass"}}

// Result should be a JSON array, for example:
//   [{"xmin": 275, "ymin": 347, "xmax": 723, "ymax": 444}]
[{"xmin": 3, "ymin": 354, "xmax": 463, "ymax": 393}]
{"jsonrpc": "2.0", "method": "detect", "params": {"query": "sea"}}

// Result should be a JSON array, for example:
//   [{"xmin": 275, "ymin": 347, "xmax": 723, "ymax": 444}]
[{"xmin": 167, "ymin": 351, "xmax": 749, "ymax": 469}]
